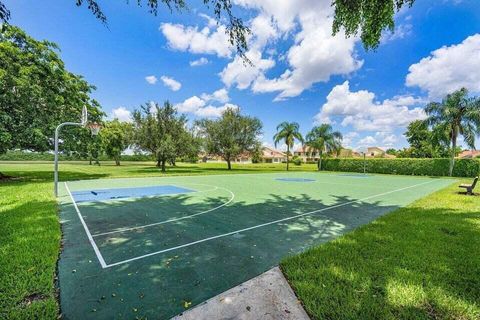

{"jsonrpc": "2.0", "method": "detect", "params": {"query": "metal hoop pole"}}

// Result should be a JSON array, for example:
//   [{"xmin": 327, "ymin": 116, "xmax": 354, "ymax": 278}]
[{"xmin": 54, "ymin": 122, "xmax": 82, "ymax": 197}]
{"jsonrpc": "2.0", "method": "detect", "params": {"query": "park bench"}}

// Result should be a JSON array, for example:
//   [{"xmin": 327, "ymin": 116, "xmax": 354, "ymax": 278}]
[{"xmin": 459, "ymin": 176, "xmax": 478, "ymax": 195}]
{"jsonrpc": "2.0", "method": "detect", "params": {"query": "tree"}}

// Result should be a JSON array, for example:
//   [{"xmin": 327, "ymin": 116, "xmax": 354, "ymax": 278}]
[
  {"xmin": 133, "ymin": 101, "xmax": 189, "ymax": 172},
  {"xmin": 333, "ymin": 0, "xmax": 415, "ymax": 50},
  {"xmin": 0, "ymin": 0, "xmax": 418, "ymax": 58},
  {"xmin": 404, "ymin": 120, "xmax": 449, "ymax": 158},
  {"xmin": 0, "ymin": 25, "xmax": 102, "ymax": 177},
  {"xmin": 196, "ymin": 108, "xmax": 262, "ymax": 170},
  {"xmin": 425, "ymin": 88, "xmax": 480, "ymax": 176},
  {"xmin": 305, "ymin": 124, "xmax": 342, "ymax": 171},
  {"xmin": 386, "ymin": 148, "xmax": 398, "ymax": 156},
  {"xmin": 273, "ymin": 122, "xmax": 304, "ymax": 171},
  {"xmin": 102, "ymin": 120, "xmax": 133, "ymax": 165}
]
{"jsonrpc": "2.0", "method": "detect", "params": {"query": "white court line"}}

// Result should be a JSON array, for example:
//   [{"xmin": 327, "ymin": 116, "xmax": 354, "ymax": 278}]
[
  {"xmin": 64, "ymin": 182, "xmax": 108, "ymax": 268},
  {"xmin": 92, "ymin": 186, "xmax": 235, "ymax": 237},
  {"xmin": 103, "ymin": 179, "xmax": 438, "ymax": 268}
]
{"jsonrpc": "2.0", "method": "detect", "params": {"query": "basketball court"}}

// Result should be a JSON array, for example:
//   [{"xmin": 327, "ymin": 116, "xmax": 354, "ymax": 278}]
[{"xmin": 57, "ymin": 172, "xmax": 452, "ymax": 319}]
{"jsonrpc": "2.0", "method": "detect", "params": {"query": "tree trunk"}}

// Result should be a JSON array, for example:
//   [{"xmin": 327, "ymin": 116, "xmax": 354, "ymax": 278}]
[
  {"xmin": 227, "ymin": 159, "xmax": 232, "ymax": 170},
  {"xmin": 286, "ymin": 145, "xmax": 290, "ymax": 171},
  {"xmin": 156, "ymin": 159, "xmax": 161, "ymax": 167},
  {"xmin": 318, "ymin": 150, "xmax": 323, "ymax": 171},
  {"xmin": 449, "ymin": 135, "xmax": 457, "ymax": 177},
  {"xmin": 161, "ymin": 160, "xmax": 166, "ymax": 172},
  {"xmin": 89, "ymin": 157, "xmax": 92, "ymax": 165},
  {"xmin": 115, "ymin": 157, "xmax": 120, "ymax": 166}
]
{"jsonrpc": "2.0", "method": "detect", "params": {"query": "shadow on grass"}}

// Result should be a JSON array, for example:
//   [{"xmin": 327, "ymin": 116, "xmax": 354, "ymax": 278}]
[
  {"xmin": 58, "ymin": 190, "xmax": 404, "ymax": 319},
  {"xmin": 281, "ymin": 201, "xmax": 480, "ymax": 319}
]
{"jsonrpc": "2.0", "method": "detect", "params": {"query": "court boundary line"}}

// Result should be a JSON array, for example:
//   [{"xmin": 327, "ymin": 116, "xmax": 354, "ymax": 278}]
[
  {"xmin": 64, "ymin": 182, "xmax": 108, "ymax": 268},
  {"xmin": 102, "ymin": 179, "xmax": 438, "ymax": 268},
  {"xmin": 91, "ymin": 185, "xmax": 235, "ymax": 237},
  {"xmin": 65, "ymin": 170, "xmax": 450, "ymax": 187}
]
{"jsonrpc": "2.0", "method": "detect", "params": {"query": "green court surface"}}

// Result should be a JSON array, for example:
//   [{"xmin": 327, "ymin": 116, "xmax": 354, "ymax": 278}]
[{"xmin": 57, "ymin": 172, "xmax": 453, "ymax": 319}]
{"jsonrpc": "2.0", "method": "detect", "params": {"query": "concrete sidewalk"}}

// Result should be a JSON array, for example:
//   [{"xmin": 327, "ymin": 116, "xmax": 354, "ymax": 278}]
[{"xmin": 172, "ymin": 267, "xmax": 310, "ymax": 320}]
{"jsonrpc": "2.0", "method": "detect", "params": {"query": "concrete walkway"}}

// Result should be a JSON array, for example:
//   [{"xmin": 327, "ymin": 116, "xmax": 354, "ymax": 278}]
[{"xmin": 172, "ymin": 267, "xmax": 310, "ymax": 320}]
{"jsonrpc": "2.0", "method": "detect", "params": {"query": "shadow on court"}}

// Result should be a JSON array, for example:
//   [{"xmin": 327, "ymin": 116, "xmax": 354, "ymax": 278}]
[{"xmin": 58, "ymin": 192, "xmax": 401, "ymax": 320}]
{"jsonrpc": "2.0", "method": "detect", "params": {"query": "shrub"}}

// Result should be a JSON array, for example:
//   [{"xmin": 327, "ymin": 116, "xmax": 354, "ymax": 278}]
[
  {"xmin": 322, "ymin": 158, "xmax": 480, "ymax": 177},
  {"xmin": 291, "ymin": 155, "xmax": 302, "ymax": 166}
]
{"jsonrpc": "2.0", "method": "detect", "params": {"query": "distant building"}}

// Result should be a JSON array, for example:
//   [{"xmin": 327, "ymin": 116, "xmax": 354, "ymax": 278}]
[
  {"xmin": 293, "ymin": 146, "xmax": 320, "ymax": 162},
  {"xmin": 458, "ymin": 150, "xmax": 480, "ymax": 159},
  {"xmin": 199, "ymin": 147, "xmax": 286, "ymax": 164},
  {"xmin": 366, "ymin": 147, "xmax": 385, "ymax": 157},
  {"xmin": 261, "ymin": 146, "xmax": 287, "ymax": 163}
]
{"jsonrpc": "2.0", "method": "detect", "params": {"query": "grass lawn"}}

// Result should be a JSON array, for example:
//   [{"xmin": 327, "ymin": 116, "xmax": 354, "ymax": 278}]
[
  {"xmin": 281, "ymin": 182, "xmax": 480, "ymax": 319},
  {"xmin": 1, "ymin": 160, "xmax": 478, "ymax": 319}
]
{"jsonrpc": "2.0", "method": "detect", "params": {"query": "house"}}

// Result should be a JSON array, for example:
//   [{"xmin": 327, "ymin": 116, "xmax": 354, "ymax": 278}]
[
  {"xmin": 199, "ymin": 147, "xmax": 286, "ymax": 164},
  {"xmin": 458, "ymin": 150, "xmax": 480, "ymax": 159},
  {"xmin": 294, "ymin": 146, "xmax": 320, "ymax": 162},
  {"xmin": 261, "ymin": 146, "xmax": 287, "ymax": 163},
  {"xmin": 366, "ymin": 147, "xmax": 385, "ymax": 157}
]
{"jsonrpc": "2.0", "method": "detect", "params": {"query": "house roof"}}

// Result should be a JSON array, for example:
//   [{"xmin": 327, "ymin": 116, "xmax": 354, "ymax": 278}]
[
  {"xmin": 262, "ymin": 146, "xmax": 286, "ymax": 158},
  {"xmin": 458, "ymin": 150, "xmax": 480, "ymax": 159},
  {"xmin": 367, "ymin": 147, "xmax": 385, "ymax": 153},
  {"xmin": 294, "ymin": 146, "xmax": 316, "ymax": 153}
]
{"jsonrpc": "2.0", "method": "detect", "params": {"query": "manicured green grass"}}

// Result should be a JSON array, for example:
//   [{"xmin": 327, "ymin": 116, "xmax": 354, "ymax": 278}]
[
  {"xmin": 281, "ymin": 182, "xmax": 480, "ymax": 319},
  {"xmin": 0, "ymin": 181, "xmax": 60, "ymax": 319}
]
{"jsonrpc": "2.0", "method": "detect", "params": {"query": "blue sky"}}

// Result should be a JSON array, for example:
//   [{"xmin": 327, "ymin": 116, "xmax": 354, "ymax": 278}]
[{"xmin": 5, "ymin": 0, "xmax": 480, "ymax": 151}]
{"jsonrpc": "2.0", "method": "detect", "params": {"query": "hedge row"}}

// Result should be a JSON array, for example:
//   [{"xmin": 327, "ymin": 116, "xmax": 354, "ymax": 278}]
[
  {"xmin": 0, "ymin": 151, "xmax": 154, "ymax": 162},
  {"xmin": 321, "ymin": 158, "xmax": 480, "ymax": 177}
]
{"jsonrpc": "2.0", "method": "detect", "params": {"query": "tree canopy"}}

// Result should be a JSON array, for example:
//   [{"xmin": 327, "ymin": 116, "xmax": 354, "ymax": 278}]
[
  {"xmin": 0, "ymin": 0, "xmax": 418, "ymax": 58},
  {"xmin": 102, "ymin": 119, "xmax": 133, "ymax": 165},
  {"xmin": 196, "ymin": 108, "xmax": 262, "ymax": 170},
  {"xmin": 273, "ymin": 122, "xmax": 304, "ymax": 171},
  {"xmin": 305, "ymin": 124, "xmax": 342, "ymax": 171},
  {"xmin": 425, "ymin": 88, "xmax": 480, "ymax": 176},
  {"xmin": 0, "ymin": 24, "xmax": 103, "ymax": 155},
  {"xmin": 132, "ymin": 101, "xmax": 196, "ymax": 171},
  {"xmin": 403, "ymin": 120, "xmax": 449, "ymax": 158}
]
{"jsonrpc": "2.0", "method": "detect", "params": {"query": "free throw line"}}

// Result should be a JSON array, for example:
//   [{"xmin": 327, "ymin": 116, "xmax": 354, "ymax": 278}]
[
  {"xmin": 64, "ymin": 182, "xmax": 108, "ymax": 268},
  {"xmin": 104, "ymin": 179, "xmax": 439, "ymax": 268}
]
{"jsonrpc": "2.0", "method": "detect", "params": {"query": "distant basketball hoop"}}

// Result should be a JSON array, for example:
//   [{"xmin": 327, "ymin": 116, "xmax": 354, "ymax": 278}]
[{"xmin": 88, "ymin": 122, "xmax": 101, "ymax": 136}]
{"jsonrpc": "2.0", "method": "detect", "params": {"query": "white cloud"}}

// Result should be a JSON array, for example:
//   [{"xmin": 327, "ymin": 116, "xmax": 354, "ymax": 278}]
[
  {"xmin": 200, "ymin": 88, "xmax": 230, "ymax": 103},
  {"xmin": 160, "ymin": 23, "xmax": 233, "ymax": 57},
  {"xmin": 111, "ymin": 107, "xmax": 132, "ymax": 122},
  {"xmin": 145, "ymin": 75, "xmax": 158, "ymax": 85},
  {"xmin": 358, "ymin": 136, "xmax": 377, "ymax": 146},
  {"xmin": 174, "ymin": 90, "xmax": 237, "ymax": 118},
  {"xmin": 190, "ymin": 57, "xmax": 209, "ymax": 66},
  {"xmin": 220, "ymin": 49, "xmax": 275, "ymax": 90},
  {"xmin": 342, "ymin": 131, "xmax": 359, "ymax": 147},
  {"xmin": 381, "ymin": 23, "xmax": 413, "ymax": 43},
  {"xmin": 195, "ymin": 103, "xmax": 239, "ymax": 118},
  {"xmin": 160, "ymin": 76, "xmax": 182, "ymax": 91},
  {"xmin": 175, "ymin": 96, "xmax": 205, "ymax": 113},
  {"xmin": 406, "ymin": 34, "xmax": 480, "ymax": 98},
  {"xmin": 315, "ymin": 81, "xmax": 426, "ymax": 132},
  {"xmin": 225, "ymin": 0, "xmax": 363, "ymax": 100}
]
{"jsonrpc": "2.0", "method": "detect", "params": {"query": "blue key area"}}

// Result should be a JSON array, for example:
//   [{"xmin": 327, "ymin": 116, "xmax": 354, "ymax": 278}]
[
  {"xmin": 71, "ymin": 185, "xmax": 195, "ymax": 203},
  {"xmin": 275, "ymin": 178, "xmax": 316, "ymax": 182}
]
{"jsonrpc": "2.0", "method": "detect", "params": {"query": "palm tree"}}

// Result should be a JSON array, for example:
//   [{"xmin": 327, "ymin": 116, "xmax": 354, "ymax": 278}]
[
  {"xmin": 306, "ymin": 124, "xmax": 343, "ymax": 171},
  {"xmin": 425, "ymin": 88, "xmax": 480, "ymax": 176},
  {"xmin": 273, "ymin": 122, "xmax": 304, "ymax": 171}
]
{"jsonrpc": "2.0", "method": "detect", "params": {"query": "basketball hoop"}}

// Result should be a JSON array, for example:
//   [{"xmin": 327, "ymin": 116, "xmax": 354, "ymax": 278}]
[
  {"xmin": 81, "ymin": 105, "xmax": 88, "ymax": 127},
  {"xmin": 88, "ymin": 123, "xmax": 101, "ymax": 136}
]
